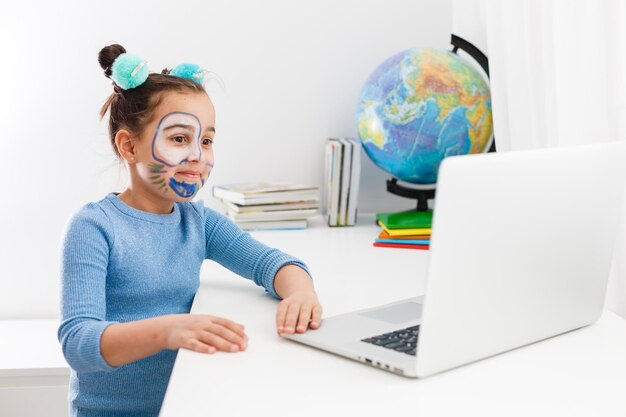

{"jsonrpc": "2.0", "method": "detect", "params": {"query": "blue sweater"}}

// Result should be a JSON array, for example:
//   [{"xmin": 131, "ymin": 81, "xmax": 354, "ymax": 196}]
[{"xmin": 58, "ymin": 193, "xmax": 309, "ymax": 417}]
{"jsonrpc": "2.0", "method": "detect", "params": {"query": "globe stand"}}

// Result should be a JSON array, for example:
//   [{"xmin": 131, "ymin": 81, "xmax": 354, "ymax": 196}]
[
  {"xmin": 384, "ymin": 34, "xmax": 496, "ymax": 212},
  {"xmin": 386, "ymin": 178, "xmax": 434, "ymax": 212},
  {"xmin": 450, "ymin": 33, "xmax": 497, "ymax": 154}
]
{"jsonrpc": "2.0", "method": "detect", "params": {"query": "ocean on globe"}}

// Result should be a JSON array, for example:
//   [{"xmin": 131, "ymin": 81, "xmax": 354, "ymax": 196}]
[{"xmin": 357, "ymin": 47, "xmax": 493, "ymax": 188}]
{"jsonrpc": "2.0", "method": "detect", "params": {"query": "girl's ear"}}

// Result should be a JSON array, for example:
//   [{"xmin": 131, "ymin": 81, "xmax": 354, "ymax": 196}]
[{"xmin": 115, "ymin": 129, "xmax": 138, "ymax": 164}]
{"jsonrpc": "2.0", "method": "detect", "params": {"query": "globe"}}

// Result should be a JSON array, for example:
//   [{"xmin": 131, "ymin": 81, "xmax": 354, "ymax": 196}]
[{"xmin": 357, "ymin": 47, "xmax": 493, "ymax": 188}]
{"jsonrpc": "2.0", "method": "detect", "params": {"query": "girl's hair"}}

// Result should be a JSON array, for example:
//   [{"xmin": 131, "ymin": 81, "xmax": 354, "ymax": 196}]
[{"xmin": 98, "ymin": 44, "xmax": 207, "ymax": 157}]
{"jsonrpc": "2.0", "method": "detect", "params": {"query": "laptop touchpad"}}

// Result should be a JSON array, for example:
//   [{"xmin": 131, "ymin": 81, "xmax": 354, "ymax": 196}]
[{"xmin": 359, "ymin": 302, "xmax": 422, "ymax": 324}]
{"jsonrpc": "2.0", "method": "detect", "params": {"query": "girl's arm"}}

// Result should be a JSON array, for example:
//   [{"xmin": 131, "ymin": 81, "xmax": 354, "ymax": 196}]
[
  {"xmin": 100, "ymin": 314, "xmax": 248, "ymax": 367},
  {"xmin": 273, "ymin": 264, "xmax": 323, "ymax": 335},
  {"xmin": 59, "ymin": 206, "xmax": 247, "ymax": 372},
  {"xmin": 201, "ymin": 207, "xmax": 323, "ymax": 335},
  {"xmin": 203, "ymin": 210, "xmax": 310, "ymax": 299},
  {"xmin": 59, "ymin": 206, "xmax": 119, "ymax": 373}
]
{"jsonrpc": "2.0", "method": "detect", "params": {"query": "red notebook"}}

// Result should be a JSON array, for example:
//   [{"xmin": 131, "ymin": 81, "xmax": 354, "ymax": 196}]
[{"xmin": 373, "ymin": 242, "xmax": 429, "ymax": 250}]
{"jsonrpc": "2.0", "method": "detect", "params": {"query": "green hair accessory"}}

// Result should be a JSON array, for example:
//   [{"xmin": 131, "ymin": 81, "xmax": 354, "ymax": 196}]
[
  {"xmin": 111, "ymin": 53, "xmax": 149, "ymax": 90},
  {"xmin": 170, "ymin": 63, "xmax": 209, "ymax": 85}
]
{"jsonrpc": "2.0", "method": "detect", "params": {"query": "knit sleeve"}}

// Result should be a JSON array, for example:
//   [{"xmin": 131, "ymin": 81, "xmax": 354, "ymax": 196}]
[
  {"xmin": 202, "ymin": 207, "xmax": 311, "ymax": 299},
  {"xmin": 57, "ymin": 204, "xmax": 118, "ymax": 373}
]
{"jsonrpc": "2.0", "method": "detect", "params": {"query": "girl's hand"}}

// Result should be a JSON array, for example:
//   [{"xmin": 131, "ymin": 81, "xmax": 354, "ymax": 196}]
[
  {"xmin": 163, "ymin": 314, "xmax": 248, "ymax": 354},
  {"xmin": 276, "ymin": 290, "xmax": 323, "ymax": 335}
]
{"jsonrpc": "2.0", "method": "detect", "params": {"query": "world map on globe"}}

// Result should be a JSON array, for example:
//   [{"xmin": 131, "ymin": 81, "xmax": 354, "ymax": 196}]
[{"xmin": 357, "ymin": 47, "xmax": 493, "ymax": 187}]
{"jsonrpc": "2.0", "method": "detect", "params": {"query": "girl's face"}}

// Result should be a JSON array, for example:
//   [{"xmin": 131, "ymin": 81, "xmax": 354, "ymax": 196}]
[{"xmin": 133, "ymin": 92, "xmax": 216, "ymax": 202}]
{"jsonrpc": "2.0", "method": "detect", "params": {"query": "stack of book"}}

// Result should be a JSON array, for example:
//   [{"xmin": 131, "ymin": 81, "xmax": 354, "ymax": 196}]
[
  {"xmin": 374, "ymin": 210, "xmax": 433, "ymax": 250},
  {"xmin": 213, "ymin": 182, "xmax": 320, "ymax": 230},
  {"xmin": 324, "ymin": 138, "xmax": 362, "ymax": 227}
]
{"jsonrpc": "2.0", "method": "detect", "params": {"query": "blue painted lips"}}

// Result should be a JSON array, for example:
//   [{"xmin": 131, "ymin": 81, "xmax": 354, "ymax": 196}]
[{"xmin": 169, "ymin": 177, "xmax": 199, "ymax": 198}]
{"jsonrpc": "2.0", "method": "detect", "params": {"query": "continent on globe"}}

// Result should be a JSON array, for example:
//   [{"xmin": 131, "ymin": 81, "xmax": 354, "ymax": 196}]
[{"xmin": 357, "ymin": 48, "xmax": 493, "ymax": 187}]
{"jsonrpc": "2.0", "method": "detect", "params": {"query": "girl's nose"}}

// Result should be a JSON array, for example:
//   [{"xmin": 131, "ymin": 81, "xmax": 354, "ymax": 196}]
[{"xmin": 187, "ymin": 144, "xmax": 201, "ymax": 162}]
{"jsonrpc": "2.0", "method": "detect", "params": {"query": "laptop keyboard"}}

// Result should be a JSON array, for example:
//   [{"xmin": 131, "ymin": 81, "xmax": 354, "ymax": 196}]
[{"xmin": 360, "ymin": 325, "xmax": 419, "ymax": 356}]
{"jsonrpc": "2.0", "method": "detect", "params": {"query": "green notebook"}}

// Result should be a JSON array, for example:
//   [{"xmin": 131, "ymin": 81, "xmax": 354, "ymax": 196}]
[{"xmin": 376, "ymin": 210, "xmax": 433, "ymax": 229}]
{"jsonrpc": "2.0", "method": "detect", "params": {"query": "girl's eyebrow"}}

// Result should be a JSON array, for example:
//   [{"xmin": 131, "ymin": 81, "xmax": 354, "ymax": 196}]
[
  {"xmin": 162, "ymin": 124, "xmax": 215, "ymax": 133},
  {"xmin": 163, "ymin": 123, "xmax": 195, "ymax": 131}
]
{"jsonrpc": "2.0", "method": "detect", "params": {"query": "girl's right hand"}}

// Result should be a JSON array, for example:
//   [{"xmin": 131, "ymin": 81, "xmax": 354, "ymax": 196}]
[{"xmin": 162, "ymin": 314, "xmax": 248, "ymax": 354}]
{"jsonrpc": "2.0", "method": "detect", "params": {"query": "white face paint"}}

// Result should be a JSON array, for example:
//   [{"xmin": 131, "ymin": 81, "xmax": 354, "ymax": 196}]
[
  {"xmin": 151, "ymin": 112, "xmax": 206, "ymax": 166},
  {"xmin": 148, "ymin": 111, "xmax": 214, "ymax": 199}
]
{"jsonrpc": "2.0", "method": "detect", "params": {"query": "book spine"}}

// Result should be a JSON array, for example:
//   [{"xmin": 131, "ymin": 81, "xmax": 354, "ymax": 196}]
[
  {"xmin": 346, "ymin": 138, "xmax": 361, "ymax": 226},
  {"xmin": 373, "ymin": 242, "xmax": 429, "ymax": 250},
  {"xmin": 324, "ymin": 139, "xmax": 334, "ymax": 225},
  {"xmin": 338, "ymin": 138, "xmax": 352, "ymax": 226},
  {"xmin": 228, "ymin": 209, "xmax": 317, "ymax": 222},
  {"xmin": 213, "ymin": 187, "xmax": 243, "ymax": 204},
  {"xmin": 221, "ymin": 199, "xmax": 241, "ymax": 213},
  {"xmin": 329, "ymin": 139, "xmax": 342, "ymax": 227},
  {"xmin": 236, "ymin": 219, "xmax": 308, "ymax": 231},
  {"xmin": 213, "ymin": 188, "xmax": 246, "ymax": 205}
]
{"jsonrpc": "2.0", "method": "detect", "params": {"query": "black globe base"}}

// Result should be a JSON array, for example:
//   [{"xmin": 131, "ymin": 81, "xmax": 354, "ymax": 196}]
[{"xmin": 386, "ymin": 178, "xmax": 435, "ymax": 212}]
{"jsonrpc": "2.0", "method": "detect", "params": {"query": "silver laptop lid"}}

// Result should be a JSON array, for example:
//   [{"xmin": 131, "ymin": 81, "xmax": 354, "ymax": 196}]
[{"xmin": 415, "ymin": 141, "xmax": 626, "ymax": 377}]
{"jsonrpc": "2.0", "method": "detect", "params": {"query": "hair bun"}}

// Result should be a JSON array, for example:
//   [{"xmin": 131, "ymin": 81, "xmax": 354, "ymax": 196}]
[{"xmin": 98, "ymin": 44, "xmax": 127, "ymax": 78}]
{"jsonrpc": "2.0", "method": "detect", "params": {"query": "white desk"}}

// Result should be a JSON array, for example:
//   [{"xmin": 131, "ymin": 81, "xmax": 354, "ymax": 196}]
[
  {"xmin": 160, "ymin": 214, "xmax": 626, "ymax": 417},
  {"xmin": 0, "ymin": 319, "xmax": 69, "ymax": 416}
]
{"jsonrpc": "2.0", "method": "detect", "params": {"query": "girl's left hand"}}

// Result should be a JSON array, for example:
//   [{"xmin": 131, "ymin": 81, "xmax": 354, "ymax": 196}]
[{"xmin": 276, "ymin": 290, "xmax": 322, "ymax": 335}]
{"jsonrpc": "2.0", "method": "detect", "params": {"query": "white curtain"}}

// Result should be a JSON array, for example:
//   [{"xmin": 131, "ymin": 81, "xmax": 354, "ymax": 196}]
[{"xmin": 454, "ymin": 0, "xmax": 626, "ymax": 318}]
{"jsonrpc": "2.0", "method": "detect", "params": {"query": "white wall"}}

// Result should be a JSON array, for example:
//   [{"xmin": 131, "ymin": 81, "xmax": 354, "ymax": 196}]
[{"xmin": 0, "ymin": 0, "xmax": 452, "ymax": 318}]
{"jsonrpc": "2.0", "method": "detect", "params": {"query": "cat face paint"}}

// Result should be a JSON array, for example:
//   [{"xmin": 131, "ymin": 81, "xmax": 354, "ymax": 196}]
[{"xmin": 148, "ymin": 112, "xmax": 214, "ymax": 199}]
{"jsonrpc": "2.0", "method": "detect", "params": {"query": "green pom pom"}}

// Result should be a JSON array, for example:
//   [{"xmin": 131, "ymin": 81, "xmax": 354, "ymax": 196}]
[
  {"xmin": 111, "ymin": 53, "xmax": 149, "ymax": 90},
  {"xmin": 171, "ymin": 63, "xmax": 207, "ymax": 85}
]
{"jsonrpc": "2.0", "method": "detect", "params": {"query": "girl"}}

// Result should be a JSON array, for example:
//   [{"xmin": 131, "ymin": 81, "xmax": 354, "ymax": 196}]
[{"xmin": 58, "ymin": 44, "xmax": 322, "ymax": 417}]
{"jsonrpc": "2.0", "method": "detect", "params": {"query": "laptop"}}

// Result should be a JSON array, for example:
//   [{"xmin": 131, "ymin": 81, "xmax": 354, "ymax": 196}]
[{"xmin": 282, "ymin": 141, "xmax": 626, "ymax": 378}]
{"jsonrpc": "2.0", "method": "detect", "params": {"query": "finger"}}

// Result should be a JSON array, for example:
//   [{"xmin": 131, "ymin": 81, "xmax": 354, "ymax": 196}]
[
  {"xmin": 182, "ymin": 338, "xmax": 216, "ymax": 354},
  {"xmin": 310, "ymin": 305, "xmax": 323, "ymax": 329},
  {"xmin": 207, "ymin": 323, "xmax": 248, "ymax": 349},
  {"xmin": 209, "ymin": 317, "xmax": 246, "ymax": 336},
  {"xmin": 283, "ymin": 303, "xmax": 300, "ymax": 334},
  {"xmin": 296, "ymin": 304, "xmax": 313, "ymax": 333},
  {"xmin": 199, "ymin": 331, "xmax": 242, "ymax": 353},
  {"xmin": 276, "ymin": 301, "xmax": 289, "ymax": 334}
]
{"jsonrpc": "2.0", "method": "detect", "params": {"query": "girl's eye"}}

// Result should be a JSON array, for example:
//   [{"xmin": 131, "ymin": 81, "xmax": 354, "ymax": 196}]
[
  {"xmin": 172, "ymin": 135, "xmax": 186, "ymax": 144},
  {"xmin": 202, "ymin": 138, "xmax": 213, "ymax": 146}
]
